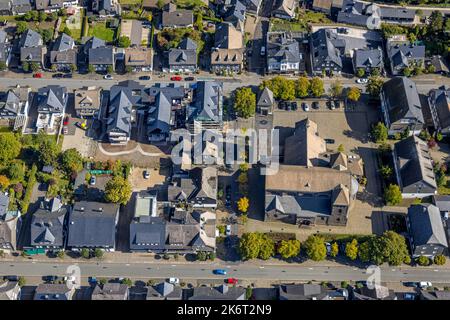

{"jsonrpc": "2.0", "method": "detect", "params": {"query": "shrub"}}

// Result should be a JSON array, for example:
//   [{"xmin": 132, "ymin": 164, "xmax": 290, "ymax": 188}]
[
  {"xmin": 417, "ymin": 255, "xmax": 431, "ymax": 266},
  {"xmin": 434, "ymin": 254, "xmax": 446, "ymax": 265}
]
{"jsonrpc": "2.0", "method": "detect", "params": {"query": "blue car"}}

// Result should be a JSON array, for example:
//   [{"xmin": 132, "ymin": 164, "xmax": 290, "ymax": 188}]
[{"xmin": 213, "ymin": 269, "xmax": 227, "ymax": 275}]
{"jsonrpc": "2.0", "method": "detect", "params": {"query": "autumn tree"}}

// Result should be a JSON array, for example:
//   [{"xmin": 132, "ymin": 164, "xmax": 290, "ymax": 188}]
[
  {"xmin": 304, "ymin": 235, "xmax": 327, "ymax": 261},
  {"xmin": 237, "ymin": 197, "xmax": 249, "ymax": 213},
  {"xmin": 310, "ymin": 77, "xmax": 324, "ymax": 97},
  {"xmin": 345, "ymin": 239, "xmax": 359, "ymax": 260},
  {"xmin": 104, "ymin": 176, "xmax": 132, "ymax": 205},
  {"xmin": 295, "ymin": 77, "xmax": 310, "ymax": 98},
  {"xmin": 277, "ymin": 240, "xmax": 301, "ymax": 259},
  {"xmin": 234, "ymin": 87, "xmax": 256, "ymax": 118}
]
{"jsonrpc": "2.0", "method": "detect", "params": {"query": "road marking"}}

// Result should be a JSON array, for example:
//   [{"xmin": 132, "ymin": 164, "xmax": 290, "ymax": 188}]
[
  {"xmin": 434, "ymin": 269, "xmax": 439, "ymax": 272},
  {"xmin": 125, "ymin": 264, "xmax": 130, "ymax": 266},
  {"xmin": 32, "ymin": 261, "xmax": 36, "ymax": 264},
  {"xmin": 392, "ymin": 269, "xmax": 396, "ymax": 271},
  {"xmin": 259, "ymin": 266, "xmax": 264, "ymax": 269},
  {"xmin": 171, "ymin": 265, "xmax": 176, "ymax": 267},
  {"xmin": 308, "ymin": 268, "xmax": 314, "ymax": 270}
]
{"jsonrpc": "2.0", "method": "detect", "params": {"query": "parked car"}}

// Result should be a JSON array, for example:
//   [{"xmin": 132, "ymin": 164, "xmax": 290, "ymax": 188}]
[
  {"xmin": 226, "ymin": 225, "xmax": 232, "ymax": 236},
  {"xmin": 43, "ymin": 275, "xmax": 58, "ymax": 282},
  {"xmin": 213, "ymin": 269, "xmax": 227, "ymax": 275},
  {"xmin": 89, "ymin": 176, "xmax": 96, "ymax": 186},
  {"xmin": 169, "ymin": 277, "xmax": 180, "ymax": 284},
  {"xmin": 312, "ymin": 101, "xmax": 319, "ymax": 109},
  {"xmin": 328, "ymin": 100, "xmax": 335, "ymax": 110},
  {"xmin": 139, "ymin": 76, "xmax": 151, "ymax": 80},
  {"xmin": 356, "ymin": 78, "xmax": 368, "ymax": 84},
  {"xmin": 292, "ymin": 101, "xmax": 298, "ymax": 110},
  {"xmin": 278, "ymin": 101, "xmax": 285, "ymax": 109},
  {"xmin": 334, "ymin": 100, "xmax": 341, "ymax": 109},
  {"xmin": 184, "ymin": 76, "xmax": 195, "ymax": 81},
  {"xmin": 33, "ymin": 73, "xmax": 43, "ymax": 78},
  {"xmin": 63, "ymin": 275, "xmax": 76, "ymax": 282},
  {"xmin": 103, "ymin": 74, "xmax": 113, "ymax": 80},
  {"xmin": 143, "ymin": 170, "xmax": 150, "ymax": 179},
  {"xmin": 403, "ymin": 282, "xmax": 419, "ymax": 288},
  {"xmin": 63, "ymin": 73, "xmax": 72, "ymax": 78},
  {"xmin": 52, "ymin": 73, "xmax": 64, "ymax": 78},
  {"xmin": 302, "ymin": 103, "xmax": 310, "ymax": 112},
  {"xmin": 324, "ymin": 138, "xmax": 335, "ymax": 144},
  {"xmin": 419, "ymin": 281, "xmax": 432, "ymax": 289},
  {"xmin": 325, "ymin": 242, "xmax": 331, "ymax": 255},
  {"xmin": 260, "ymin": 46, "xmax": 266, "ymax": 56},
  {"xmin": 225, "ymin": 278, "xmax": 238, "ymax": 285},
  {"xmin": 88, "ymin": 277, "xmax": 97, "ymax": 284},
  {"xmin": 171, "ymin": 76, "xmax": 182, "ymax": 81},
  {"xmin": 3, "ymin": 275, "xmax": 19, "ymax": 281},
  {"xmin": 63, "ymin": 116, "xmax": 69, "ymax": 125}
]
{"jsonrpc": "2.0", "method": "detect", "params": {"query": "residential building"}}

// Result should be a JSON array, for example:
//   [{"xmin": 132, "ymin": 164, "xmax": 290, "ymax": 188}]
[
  {"xmin": 407, "ymin": 204, "xmax": 448, "ymax": 258},
  {"xmin": 186, "ymin": 81, "xmax": 223, "ymax": 133},
  {"xmin": 34, "ymin": 284, "xmax": 75, "ymax": 300},
  {"xmin": 428, "ymin": 86, "xmax": 450, "ymax": 136},
  {"xmin": 0, "ymin": 281, "xmax": 21, "ymax": 300},
  {"xmin": 386, "ymin": 35, "xmax": 425, "ymax": 76},
  {"xmin": 129, "ymin": 210, "xmax": 216, "ymax": 254},
  {"xmin": 393, "ymin": 136, "xmax": 437, "ymax": 198},
  {"xmin": 19, "ymin": 29, "xmax": 46, "ymax": 69},
  {"xmin": 241, "ymin": 0, "xmax": 261, "ymax": 15},
  {"xmin": 351, "ymin": 284, "xmax": 397, "ymax": 300},
  {"xmin": 312, "ymin": 0, "xmax": 333, "ymax": 15},
  {"xmin": 272, "ymin": 0, "xmax": 297, "ymax": 19},
  {"xmin": 106, "ymin": 81, "xmax": 145, "ymax": 144},
  {"xmin": 427, "ymin": 55, "xmax": 449, "ymax": 75},
  {"xmin": 419, "ymin": 290, "xmax": 450, "ymax": 300},
  {"xmin": 278, "ymin": 284, "xmax": 348, "ymax": 300},
  {"xmin": 310, "ymin": 29, "xmax": 343, "ymax": 76},
  {"xmin": 120, "ymin": 19, "xmax": 149, "ymax": 47},
  {"xmin": 74, "ymin": 86, "xmax": 102, "ymax": 118},
  {"xmin": 49, "ymin": 33, "xmax": 77, "ymax": 71},
  {"xmin": 264, "ymin": 165, "xmax": 358, "ymax": 226},
  {"xmin": 432, "ymin": 195, "xmax": 450, "ymax": 216},
  {"xmin": 11, "ymin": 0, "xmax": 32, "ymax": 15},
  {"xmin": 0, "ymin": 1, "xmax": 12, "ymax": 15},
  {"xmin": 80, "ymin": 36, "xmax": 105, "ymax": 67},
  {"xmin": 380, "ymin": 77, "xmax": 424, "ymax": 136},
  {"xmin": 161, "ymin": 3, "xmax": 193, "ymax": 28},
  {"xmin": 124, "ymin": 47, "xmax": 153, "ymax": 72},
  {"xmin": 218, "ymin": 0, "xmax": 246, "ymax": 32},
  {"xmin": 168, "ymin": 38, "xmax": 197, "ymax": 73},
  {"xmin": 0, "ymin": 30, "xmax": 11, "ymax": 67},
  {"xmin": 210, "ymin": 22, "xmax": 244, "ymax": 75},
  {"xmin": 30, "ymin": 197, "xmax": 67, "ymax": 251},
  {"xmin": 67, "ymin": 201, "xmax": 120, "ymax": 251},
  {"xmin": 146, "ymin": 84, "xmax": 186, "ymax": 142},
  {"xmin": 257, "ymin": 87, "xmax": 274, "ymax": 115},
  {"xmin": 0, "ymin": 85, "xmax": 31, "ymax": 131},
  {"xmin": 186, "ymin": 284, "xmax": 246, "ymax": 300},
  {"xmin": 91, "ymin": 0, "xmax": 120, "ymax": 16},
  {"xmin": 0, "ymin": 193, "xmax": 21, "ymax": 252},
  {"xmin": 34, "ymin": 85, "xmax": 68, "ymax": 133},
  {"xmin": 352, "ymin": 47, "xmax": 383, "ymax": 76},
  {"xmin": 266, "ymin": 31, "xmax": 303, "ymax": 74},
  {"xmin": 35, "ymin": 0, "xmax": 65, "ymax": 12},
  {"xmin": 168, "ymin": 167, "xmax": 218, "ymax": 208},
  {"xmin": 89, "ymin": 45, "xmax": 115, "ymax": 72},
  {"xmin": 146, "ymin": 282, "xmax": 182, "ymax": 300},
  {"xmin": 91, "ymin": 283, "xmax": 129, "ymax": 300}
]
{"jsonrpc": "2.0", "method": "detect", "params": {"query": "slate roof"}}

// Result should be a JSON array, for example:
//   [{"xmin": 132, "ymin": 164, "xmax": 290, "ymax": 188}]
[
  {"xmin": 52, "ymin": 33, "xmax": 74, "ymax": 52},
  {"xmin": 36, "ymin": 85, "xmax": 67, "ymax": 114},
  {"xmin": 129, "ymin": 216, "xmax": 166, "ymax": 251},
  {"xmin": 0, "ymin": 87, "xmax": 29, "ymax": 116},
  {"xmin": 214, "ymin": 22, "xmax": 243, "ymax": 50},
  {"xmin": 267, "ymin": 32, "xmax": 301, "ymax": 65},
  {"xmin": 187, "ymin": 285, "xmax": 246, "ymax": 300},
  {"xmin": 407, "ymin": 204, "xmax": 448, "ymax": 248},
  {"xmin": 146, "ymin": 282, "xmax": 182, "ymax": 300},
  {"xmin": 89, "ymin": 46, "xmax": 114, "ymax": 65},
  {"xmin": 19, "ymin": 29, "xmax": 42, "ymax": 48},
  {"xmin": 31, "ymin": 198, "xmax": 67, "ymax": 247},
  {"xmin": 257, "ymin": 87, "xmax": 274, "ymax": 108},
  {"xmin": 50, "ymin": 49, "xmax": 77, "ymax": 65},
  {"xmin": 388, "ymin": 43, "xmax": 425, "ymax": 71},
  {"xmin": 353, "ymin": 48, "xmax": 383, "ymax": 69},
  {"xmin": 310, "ymin": 29, "xmax": 343, "ymax": 69},
  {"xmin": 382, "ymin": 77, "xmax": 424, "ymax": 125},
  {"xmin": 106, "ymin": 85, "xmax": 137, "ymax": 136},
  {"xmin": 0, "ymin": 281, "xmax": 20, "ymax": 300},
  {"xmin": 169, "ymin": 39, "xmax": 197, "ymax": 66},
  {"xmin": 265, "ymin": 193, "xmax": 332, "ymax": 218},
  {"xmin": 168, "ymin": 167, "xmax": 217, "ymax": 205},
  {"xmin": 162, "ymin": 9, "xmax": 193, "ymax": 27},
  {"xmin": 394, "ymin": 136, "xmax": 437, "ymax": 192},
  {"xmin": 187, "ymin": 81, "xmax": 222, "ymax": 123},
  {"xmin": 279, "ymin": 284, "xmax": 330, "ymax": 300},
  {"xmin": 433, "ymin": 195, "xmax": 450, "ymax": 213},
  {"xmin": 272, "ymin": 0, "xmax": 297, "ymax": 18},
  {"xmin": 91, "ymin": 283, "xmax": 129, "ymax": 300},
  {"xmin": 20, "ymin": 46, "xmax": 45, "ymax": 63},
  {"xmin": 428, "ymin": 86, "xmax": 450, "ymax": 130},
  {"xmin": 34, "ymin": 284, "xmax": 74, "ymax": 300},
  {"xmin": 67, "ymin": 201, "xmax": 119, "ymax": 248}
]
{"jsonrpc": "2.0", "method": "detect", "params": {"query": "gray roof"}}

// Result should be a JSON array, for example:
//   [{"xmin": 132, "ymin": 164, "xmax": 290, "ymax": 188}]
[
  {"xmin": 168, "ymin": 167, "xmax": 217, "ymax": 205},
  {"xmin": 382, "ymin": 77, "xmax": 424, "ymax": 125},
  {"xmin": 91, "ymin": 283, "xmax": 129, "ymax": 300},
  {"xmin": 0, "ymin": 281, "xmax": 20, "ymax": 300},
  {"xmin": 408, "ymin": 204, "xmax": 448, "ymax": 248},
  {"xmin": 222, "ymin": 0, "xmax": 246, "ymax": 25},
  {"xmin": 433, "ymin": 195, "xmax": 450, "ymax": 213},
  {"xmin": 267, "ymin": 32, "xmax": 301, "ymax": 65},
  {"xmin": 0, "ymin": 31, "xmax": 7, "ymax": 43},
  {"xmin": 19, "ymin": 29, "xmax": 42, "ymax": 48},
  {"xmin": 34, "ymin": 284, "xmax": 74, "ymax": 300},
  {"xmin": 20, "ymin": 46, "xmax": 45, "ymax": 63},
  {"xmin": 147, "ymin": 90, "xmax": 172, "ymax": 136},
  {"xmin": 394, "ymin": 136, "xmax": 437, "ymax": 193},
  {"xmin": 169, "ymin": 48, "xmax": 197, "ymax": 66},
  {"xmin": 36, "ymin": 85, "xmax": 67, "ymax": 114},
  {"xmin": 187, "ymin": 285, "xmax": 246, "ymax": 300},
  {"xmin": 353, "ymin": 48, "xmax": 383, "ymax": 69},
  {"xmin": 179, "ymin": 38, "xmax": 197, "ymax": 50},
  {"xmin": 162, "ymin": 9, "xmax": 193, "ymax": 27},
  {"xmin": 0, "ymin": 193, "xmax": 9, "ymax": 218},
  {"xmin": 89, "ymin": 46, "xmax": 114, "ymax": 65},
  {"xmin": 429, "ymin": 87, "xmax": 450, "ymax": 130},
  {"xmin": 52, "ymin": 33, "xmax": 74, "ymax": 52},
  {"xmin": 31, "ymin": 198, "xmax": 67, "ymax": 247},
  {"xmin": 146, "ymin": 282, "xmax": 182, "ymax": 300},
  {"xmin": 129, "ymin": 216, "xmax": 166, "ymax": 251},
  {"xmin": 82, "ymin": 36, "xmax": 106, "ymax": 51},
  {"xmin": 187, "ymin": 81, "xmax": 222, "ymax": 123},
  {"xmin": 279, "ymin": 284, "xmax": 330, "ymax": 300},
  {"xmin": 380, "ymin": 7, "xmax": 415, "ymax": 19},
  {"xmin": 257, "ymin": 87, "xmax": 274, "ymax": 108},
  {"xmin": 388, "ymin": 43, "xmax": 425, "ymax": 70},
  {"xmin": 67, "ymin": 201, "xmax": 119, "ymax": 248},
  {"xmin": 265, "ymin": 193, "xmax": 332, "ymax": 218},
  {"xmin": 310, "ymin": 29, "xmax": 343, "ymax": 69}
]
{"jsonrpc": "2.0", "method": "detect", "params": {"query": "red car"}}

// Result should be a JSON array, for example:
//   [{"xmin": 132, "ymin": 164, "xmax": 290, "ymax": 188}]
[
  {"xmin": 63, "ymin": 116, "xmax": 69, "ymax": 126},
  {"xmin": 170, "ymin": 76, "xmax": 182, "ymax": 81},
  {"xmin": 33, "ymin": 73, "xmax": 43, "ymax": 78},
  {"xmin": 225, "ymin": 278, "xmax": 238, "ymax": 285}
]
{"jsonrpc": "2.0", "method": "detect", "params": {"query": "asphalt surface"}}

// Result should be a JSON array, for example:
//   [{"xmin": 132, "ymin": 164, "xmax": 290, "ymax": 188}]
[{"xmin": 2, "ymin": 261, "xmax": 450, "ymax": 283}]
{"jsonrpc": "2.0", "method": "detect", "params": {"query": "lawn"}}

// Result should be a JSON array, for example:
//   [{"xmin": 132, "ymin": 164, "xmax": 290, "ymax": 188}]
[
  {"xmin": 438, "ymin": 177, "xmax": 450, "ymax": 195},
  {"xmin": 119, "ymin": 0, "xmax": 142, "ymax": 4},
  {"xmin": 88, "ymin": 22, "xmax": 115, "ymax": 42},
  {"xmin": 270, "ymin": 18, "xmax": 307, "ymax": 32},
  {"xmin": 174, "ymin": 0, "xmax": 208, "ymax": 9},
  {"xmin": 0, "ymin": 15, "xmax": 18, "ymax": 21}
]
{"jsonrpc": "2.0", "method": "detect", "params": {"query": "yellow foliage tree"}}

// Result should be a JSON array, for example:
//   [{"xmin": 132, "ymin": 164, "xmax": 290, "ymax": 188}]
[{"xmin": 237, "ymin": 197, "xmax": 249, "ymax": 213}]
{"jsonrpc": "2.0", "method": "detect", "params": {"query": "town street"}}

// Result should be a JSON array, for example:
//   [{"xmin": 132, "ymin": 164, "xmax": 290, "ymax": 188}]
[{"xmin": 1, "ymin": 260, "xmax": 450, "ymax": 283}]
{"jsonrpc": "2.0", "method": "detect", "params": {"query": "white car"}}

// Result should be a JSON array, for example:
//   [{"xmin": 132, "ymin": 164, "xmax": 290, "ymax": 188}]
[
  {"xmin": 356, "ymin": 78, "xmax": 368, "ymax": 84},
  {"xmin": 260, "ymin": 46, "xmax": 266, "ymax": 56},
  {"xmin": 303, "ymin": 103, "xmax": 310, "ymax": 112},
  {"xmin": 325, "ymin": 242, "xmax": 331, "ymax": 255},
  {"xmin": 104, "ymin": 74, "xmax": 113, "ymax": 80},
  {"xmin": 143, "ymin": 170, "xmax": 150, "ymax": 179},
  {"xmin": 419, "ymin": 281, "xmax": 432, "ymax": 289},
  {"xmin": 64, "ymin": 276, "xmax": 76, "ymax": 282},
  {"xmin": 169, "ymin": 277, "xmax": 180, "ymax": 284},
  {"xmin": 226, "ymin": 225, "xmax": 232, "ymax": 236}
]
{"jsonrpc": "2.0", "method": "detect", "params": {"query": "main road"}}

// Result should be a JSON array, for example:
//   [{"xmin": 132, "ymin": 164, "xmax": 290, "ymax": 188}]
[{"xmin": 2, "ymin": 261, "xmax": 450, "ymax": 283}]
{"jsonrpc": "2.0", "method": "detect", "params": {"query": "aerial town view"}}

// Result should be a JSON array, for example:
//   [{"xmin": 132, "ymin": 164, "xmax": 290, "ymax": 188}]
[{"xmin": 0, "ymin": 0, "xmax": 450, "ymax": 307}]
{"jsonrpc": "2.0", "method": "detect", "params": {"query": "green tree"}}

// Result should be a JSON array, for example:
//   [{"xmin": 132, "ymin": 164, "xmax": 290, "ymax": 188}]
[
  {"xmin": 18, "ymin": 277, "xmax": 26, "ymax": 287},
  {"xmin": 379, "ymin": 165, "xmax": 393, "ymax": 180},
  {"xmin": 37, "ymin": 138, "xmax": 58, "ymax": 167},
  {"xmin": 372, "ymin": 122, "xmax": 388, "ymax": 143},
  {"xmin": 60, "ymin": 148, "xmax": 83, "ymax": 174},
  {"xmin": 277, "ymin": 240, "xmax": 301, "ymax": 259},
  {"xmin": 125, "ymin": 66, "xmax": 133, "ymax": 74},
  {"xmin": 381, "ymin": 231, "xmax": 410, "ymax": 266},
  {"xmin": 234, "ymin": 87, "xmax": 256, "ymax": 118},
  {"xmin": 0, "ymin": 133, "xmax": 21, "ymax": 166},
  {"xmin": 260, "ymin": 76, "xmax": 295, "ymax": 101},
  {"xmin": 0, "ymin": 175, "xmax": 10, "ymax": 190},
  {"xmin": 239, "ymin": 232, "xmax": 262, "ymax": 260},
  {"xmin": 330, "ymin": 242, "xmax": 339, "ymax": 258},
  {"xmin": 417, "ymin": 255, "xmax": 430, "ymax": 266},
  {"xmin": 434, "ymin": 254, "xmax": 446, "ymax": 265},
  {"xmin": 62, "ymin": 26, "xmax": 72, "ymax": 37},
  {"xmin": 366, "ymin": 76, "xmax": 384, "ymax": 97},
  {"xmin": 70, "ymin": 64, "xmax": 77, "ymax": 73},
  {"xmin": 88, "ymin": 64, "xmax": 95, "ymax": 73},
  {"xmin": 258, "ymin": 234, "xmax": 275, "ymax": 260},
  {"xmin": 384, "ymin": 184, "xmax": 402, "ymax": 206},
  {"xmin": 403, "ymin": 67, "xmax": 412, "ymax": 77},
  {"xmin": 197, "ymin": 251, "xmax": 207, "ymax": 261},
  {"xmin": 346, "ymin": 87, "xmax": 361, "ymax": 103},
  {"xmin": 30, "ymin": 62, "xmax": 40, "ymax": 72},
  {"xmin": 337, "ymin": 144, "xmax": 345, "ymax": 152},
  {"xmin": 81, "ymin": 248, "xmax": 90, "ymax": 259},
  {"xmin": 356, "ymin": 68, "xmax": 366, "ymax": 78},
  {"xmin": 295, "ymin": 77, "xmax": 310, "ymax": 98},
  {"xmin": 310, "ymin": 77, "xmax": 324, "ymax": 97},
  {"xmin": 345, "ymin": 239, "xmax": 359, "ymax": 260},
  {"xmin": 104, "ymin": 176, "xmax": 132, "ymax": 205},
  {"xmin": 429, "ymin": 11, "xmax": 443, "ymax": 33},
  {"xmin": 22, "ymin": 61, "xmax": 30, "ymax": 73},
  {"xmin": 329, "ymin": 80, "xmax": 343, "ymax": 98},
  {"xmin": 0, "ymin": 61, "xmax": 7, "ymax": 71},
  {"xmin": 16, "ymin": 21, "xmax": 28, "ymax": 34},
  {"xmin": 106, "ymin": 65, "xmax": 113, "ymax": 74},
  {"xmin": 118, "ymin": 36, "xmax": 131, "ymax": 48},
  {"xmin": 56, "ymin": 250, "xmax": 65, "ymax": 259},
  {"xmin": 121, "ymin": 278, "xmax": 133, "ymax": 287},
  {"xmin": 303, "ymin": 235, "xmax": 327, "ymax": 261},
  {"xmin": 6, "ymin": 162, "xmax": 25, "ymax": 181},
  {"xmin": 156, "ymin": 0, "xmax": 165, "ymax": 9},
  {"xmin": 94, "ymin": 248, "xmax": 104, "ymax": 259},
  {"xmin": 371, "ymin": 68, "xmax": 380, "ymax": 76}
]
